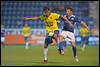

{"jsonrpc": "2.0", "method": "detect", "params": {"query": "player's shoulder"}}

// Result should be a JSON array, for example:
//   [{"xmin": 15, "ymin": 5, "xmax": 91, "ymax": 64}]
[
  {"xmin": 71, "ymin": 15, "xmax": 77, "ymax": 18},
  {"xmin": 71, "ymin": 15, "xmax": 80, "ymax": 21},
  {"xmin": 51, "ymin": 13, "xmax": 60, "ymax": 16},
  {"xmin": 51, "ymin": 12, "xmax": 57, "ymax": 14},
  {"xmin": 40, "ymin": 14, "xmax": 44, "ymax": 17},
  {"xmin": 40, "ymin": 15, "xmax": 46, "ymax": 20},
  {"xmin": 26, "ymin": 26, "xmax": 31, "ymax": 29},
  {"xmin": 22, "ymin": 27, "xmax": 25, "ymax": 29}
]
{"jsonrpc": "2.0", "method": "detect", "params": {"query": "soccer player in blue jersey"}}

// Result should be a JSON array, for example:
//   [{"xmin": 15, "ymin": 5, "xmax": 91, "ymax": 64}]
[
  {"xmin": 1, "ymin": 24, "xmax": 6, "ymax": 48},
  {"xmin": 58, "ymin": 6, "xmax": 89, "ymax": 62}
]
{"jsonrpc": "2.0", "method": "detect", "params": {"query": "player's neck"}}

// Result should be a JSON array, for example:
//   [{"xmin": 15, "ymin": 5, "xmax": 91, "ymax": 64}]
[
  {"xmin": 46, "ymin": 13, "xmax": 51, "ymax": 17},
  {"xmin": 67, "ymin": 12, "xmax": 73, "ymax": 16}
]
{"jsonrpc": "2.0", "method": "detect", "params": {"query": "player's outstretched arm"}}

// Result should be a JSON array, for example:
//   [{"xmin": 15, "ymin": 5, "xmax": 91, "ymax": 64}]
[
  {"xmin": 24, "ymin": 16, "xmax": 40, "ymax": 21},
  {"xmin": 81, "ymin": 21, "xmax": 89, "ymax": 31}
]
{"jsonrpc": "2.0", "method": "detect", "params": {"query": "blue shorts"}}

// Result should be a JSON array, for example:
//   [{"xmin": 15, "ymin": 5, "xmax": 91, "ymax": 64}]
[
  {"xmin": 46, "ymin": 30, "xmax": 59, "ymax": 37},
  {"xmin": 24, "ymin": 36, "xmax": 29, "ymax": 41},
  {"xmin": 45, "ymin": 30, "xmax": 59, "ymax": 45},
  {"xmin": 81, "ymin": 36, "xmax": 89, "ymax": 43}
]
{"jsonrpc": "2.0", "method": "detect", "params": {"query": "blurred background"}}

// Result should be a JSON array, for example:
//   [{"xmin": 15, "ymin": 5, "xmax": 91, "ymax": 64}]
[{"xmin": 1, "ymin": 1, "xmax": 99, "ymax": 46}]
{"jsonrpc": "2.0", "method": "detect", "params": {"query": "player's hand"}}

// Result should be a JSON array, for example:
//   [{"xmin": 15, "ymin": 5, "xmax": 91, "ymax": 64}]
[
  {"xmin": 23, "ymin": 17, "xmax": 29, "ymax": 20},
  {"xmin": 62, "ymin": 15, "xmax": 69, "ymax": 21},
  {"xmin": 61, "ymin": 15, "xmax": 66, "ymax": 20},
  {"xmin": 62, "ymin": 15, "xmax": 70, "ymax": 23},
  {"xmin": 87, "ymin": 27, "xmax": 89, "ymax": 31},
  {"xmin": 86, "ymin": 27, "xmax": 90, "ymax": 34}
]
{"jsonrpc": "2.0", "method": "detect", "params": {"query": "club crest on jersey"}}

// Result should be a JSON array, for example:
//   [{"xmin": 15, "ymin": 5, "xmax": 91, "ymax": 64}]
[{"xmin": 71, "ymin": 18, "xmax": 74, "ymax": 20}]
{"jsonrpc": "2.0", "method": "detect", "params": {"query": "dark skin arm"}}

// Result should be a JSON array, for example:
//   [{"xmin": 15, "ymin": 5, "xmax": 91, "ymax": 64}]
[
  {"xmin": 81, "ymin": 21, "xmax": 89, "ymax": 31},
  {"xmin": 24, "ymin": 16, "xmax": 40, "ymax": 20}
]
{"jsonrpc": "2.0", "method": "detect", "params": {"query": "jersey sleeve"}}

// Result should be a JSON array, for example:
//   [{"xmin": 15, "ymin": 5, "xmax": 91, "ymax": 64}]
[
  {"xmin": 74, "ymin": 16, "xmax": 81, "ymax": 26},
  {"xmin": 40, "ymin": 15, "xmax": 45, "ymax": 21}
]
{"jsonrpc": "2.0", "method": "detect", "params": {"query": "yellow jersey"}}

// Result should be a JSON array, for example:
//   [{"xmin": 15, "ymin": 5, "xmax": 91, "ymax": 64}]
[
  {"xmin": 40, "ymin": 13, "xmax": 60, "ymax": 33},
  {"xmin": 80, "ymin": 27, "xmax": 89, "ymax": 37},
  {"xmin": 22, "ymin": 26, "xmax": 31, "ymax": 37}
]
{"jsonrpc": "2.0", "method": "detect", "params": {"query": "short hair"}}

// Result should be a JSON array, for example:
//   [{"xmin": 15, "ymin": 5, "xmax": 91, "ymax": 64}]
[
  {"xmin": 43, "ymin": 6, "xmax": 49, "ymax": 12},
  {"xmin": 66, "ymin": 6, "xmax": 73, "ymax": 11}
]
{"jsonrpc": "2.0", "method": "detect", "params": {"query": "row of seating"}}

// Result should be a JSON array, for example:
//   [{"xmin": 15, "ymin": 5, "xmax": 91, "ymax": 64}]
[{"xmin": 1, "ymin": 1, "xmax": 90, "ymax": 28}]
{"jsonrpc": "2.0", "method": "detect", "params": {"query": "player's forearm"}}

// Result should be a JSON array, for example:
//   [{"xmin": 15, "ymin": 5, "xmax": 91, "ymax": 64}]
[
  {"xmin": 65, "ymin": 18, "xmax": 74, "ymax": 28},
  {"xmin": 24, "ymin": 17, "xmax": 40, "ymax": 20},
  {"xmin": 68, "ymin": 22, "xmax": 74, "ymax": 28},
  {"xmin": 81, "ymin": 21, "xmax": 89, "ymax": 30},
  {"xmin": 25, "ymin": 18, "xmax": 34, "ymax": 20},
  {"xmin": 61, "ymin": 16, "xmax": 74, "ymax": 28}
]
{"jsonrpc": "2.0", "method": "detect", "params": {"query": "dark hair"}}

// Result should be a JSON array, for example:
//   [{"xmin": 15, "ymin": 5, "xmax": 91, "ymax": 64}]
[
  {"xmin": 43, "ymin": 6, "xmax": 49, "ymax": 11},
  {"xmin": 66, "ymin": 6, "xmax": 73, "ymax": 11}
]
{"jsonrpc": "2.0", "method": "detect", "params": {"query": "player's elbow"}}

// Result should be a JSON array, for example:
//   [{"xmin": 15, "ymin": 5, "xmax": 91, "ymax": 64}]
[{"xmin": 70, "ymin": 25, "xmax": 74, "ymax": 29}]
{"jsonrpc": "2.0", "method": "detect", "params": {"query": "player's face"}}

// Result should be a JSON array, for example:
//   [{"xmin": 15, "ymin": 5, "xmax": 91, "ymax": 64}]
[
  {"xmin": 25, "ymin": 24, "xmax": 28, "ymax": 27},
  {"xmin": 43, "ymin": 11, "xmax": 50, "ymax": 17},
  {"xmin": 66, "ymin": 9, "xmax": 72, "ymax": 16}
]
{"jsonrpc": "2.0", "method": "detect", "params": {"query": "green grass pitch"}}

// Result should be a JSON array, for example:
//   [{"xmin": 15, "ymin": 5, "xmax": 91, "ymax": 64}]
[{"xmin": 1, "ymin": 45, "xmax": 99, "ymax": 66}]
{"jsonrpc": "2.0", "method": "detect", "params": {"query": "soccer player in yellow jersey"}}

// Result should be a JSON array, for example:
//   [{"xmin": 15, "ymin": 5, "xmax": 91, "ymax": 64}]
[
  {"xmin": 22, "ymin": 23, "xmax": 31, "ymax": 49},
  {"xmin": 80, "ymin": 25, "xmax": 89, "ymax": 51},
  {"xmin": 24, "ymin": 7, "xmax": 61, "ymax": 63}
]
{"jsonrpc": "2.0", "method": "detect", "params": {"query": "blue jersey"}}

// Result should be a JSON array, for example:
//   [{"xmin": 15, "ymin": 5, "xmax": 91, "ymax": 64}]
[
  {"xmin": 62, "ymin": 15, "xmax": 81, "ymax": 33},
  {"xmin": 1, "ymin": 29, "xmax": 5, "ymax": 37}
]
